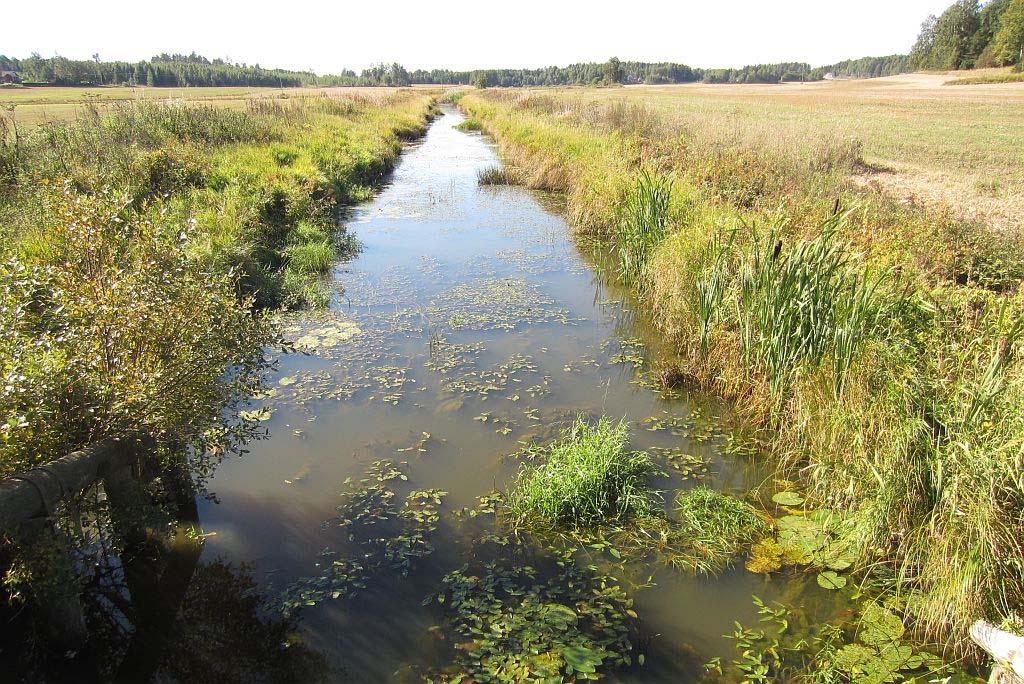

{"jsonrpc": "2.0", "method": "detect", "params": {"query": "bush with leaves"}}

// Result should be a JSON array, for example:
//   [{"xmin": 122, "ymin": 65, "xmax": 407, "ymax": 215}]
[{"xmin": 0, "ymin": 184, "xmax": 270, "ymax": 475}]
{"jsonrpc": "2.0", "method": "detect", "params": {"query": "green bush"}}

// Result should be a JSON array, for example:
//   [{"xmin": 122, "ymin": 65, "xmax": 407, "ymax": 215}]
[{"xmin": 0, "ymin": 187, "xmax": 269, "ymax": 475}]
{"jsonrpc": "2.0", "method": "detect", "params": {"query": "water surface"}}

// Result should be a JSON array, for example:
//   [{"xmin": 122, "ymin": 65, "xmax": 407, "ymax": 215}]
[{"xmin": 196, "ymin": 106, "xmax": 812, "ymax": 681}]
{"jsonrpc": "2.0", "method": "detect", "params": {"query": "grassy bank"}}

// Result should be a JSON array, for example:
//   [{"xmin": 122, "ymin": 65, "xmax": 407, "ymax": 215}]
[
  {"xmin": 0, "ymin": 90, "xmax": 436, "ymax": 477},
  {"xmin": 459, "ymin": 87, "xmax": 1024, "ymax": 653}
]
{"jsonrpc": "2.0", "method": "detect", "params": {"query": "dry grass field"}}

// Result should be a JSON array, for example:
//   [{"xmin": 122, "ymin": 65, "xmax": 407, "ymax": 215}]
[
  {"xmin": 0, "ymin": 84, "xmax": 433, "ymax": 127},
  {"xmin": 550, "ymin": 71, "xmax": 1024, "ymax": 234}
]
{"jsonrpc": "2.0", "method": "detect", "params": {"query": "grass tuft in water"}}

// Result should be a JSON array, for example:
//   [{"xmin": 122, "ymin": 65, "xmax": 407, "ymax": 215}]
[
  {"xmin": 455, "ymin": 118, "xmax": 484, "ymax": 132},
  {"xmin": 670, "ymin": 487, "xmax": 767, "ymax": 571},
  {"xmin": 477, "ymin": 165, "xmax": 519, "ymax": 186},
  {"xmin": 507, "ymin": 417, "xmax": 656, "ymax": 530}
]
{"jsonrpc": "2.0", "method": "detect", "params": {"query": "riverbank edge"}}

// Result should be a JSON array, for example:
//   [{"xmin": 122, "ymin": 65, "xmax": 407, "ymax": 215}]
[{"xmin": 456, "ymin": 91, "xmax": 1024, "ymax": 658}]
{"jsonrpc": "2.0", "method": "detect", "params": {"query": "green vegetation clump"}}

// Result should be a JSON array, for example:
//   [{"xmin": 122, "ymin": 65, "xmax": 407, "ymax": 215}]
[
  {"xmin": 672, "ymin": 488, "xmax": 768, "ymax": 572},
  {"xmin": 427, "ymin": 556, "xmax": 637, "ymax": 683},
  {"xmin": 616, "ymin": 169, "xmax": 673, "ymax": 287},
  {"xmin": 476, "ymin": 165, "xmax": 518, "ymax": 185},
  {"xmin": 0, "ymin": 187, "xmax": 269, "ymax": 476},
  {"xmin": 507, "ymin": 418, "xmax": 656, "ymax": 530},
  {"xmin": 455, "ymin": 118, "xmax": 484, "ymax": 132},
  {"xmin": 712, "ymin": 597, "xmax": 954, "ymax": 683}
]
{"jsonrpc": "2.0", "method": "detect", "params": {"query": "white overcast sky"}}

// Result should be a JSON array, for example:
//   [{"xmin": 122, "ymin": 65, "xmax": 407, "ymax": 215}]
[{"xmin": 1, "ymin": 0, "xmax": 953, "ymax": 73}]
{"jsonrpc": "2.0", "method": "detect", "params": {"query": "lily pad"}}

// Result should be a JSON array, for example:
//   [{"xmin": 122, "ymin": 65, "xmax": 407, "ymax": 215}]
[
  {"xmin": 859, "ymin": 604, "xmax": 905, "ymax": 646},
  {"xmin": 816, "ymin": 570, "xmax": 847, "ymax": 590},
  {"xmin": 562, "ymin": 645, "xmax": 604, "ymax": 673},
  {"xmin": 771, "ymin": 491, "xmax": 805, "ymax": 507}
]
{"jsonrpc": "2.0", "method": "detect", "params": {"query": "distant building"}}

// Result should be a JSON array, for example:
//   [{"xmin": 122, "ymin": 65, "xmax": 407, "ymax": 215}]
[
  {"xmin": 823, "ymin": 72, "xmax": 836, "ymax": 81},
  {"xmin": 0, "ymin": 70, "xmax": 21, "ymax": 84}
]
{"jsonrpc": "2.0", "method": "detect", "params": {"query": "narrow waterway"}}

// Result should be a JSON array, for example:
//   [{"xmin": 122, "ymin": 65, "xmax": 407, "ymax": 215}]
[{"xmin": 192, "ymin": 106, "xmax": 824, "ymax": 681}]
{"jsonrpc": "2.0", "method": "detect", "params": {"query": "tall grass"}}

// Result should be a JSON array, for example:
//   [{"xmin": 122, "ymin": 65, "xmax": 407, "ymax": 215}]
[
  {"xmin": 735, "ymin": 210, "xmax": 889, "ymax": 404},
  {"xmin": 476, "ymin": 165, "xmax": 518, "ymax": 185},
  {"xmin": 616, "ymin": 169, "xmax": 673, "ymax": 287},
  {"xmin": 507, "ymin": 417, "xmax": 656, "ymax": 530}
]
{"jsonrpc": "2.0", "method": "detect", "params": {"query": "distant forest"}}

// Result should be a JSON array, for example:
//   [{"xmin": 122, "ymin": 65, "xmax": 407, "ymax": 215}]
[
  {"xmin": 910, "ymin": 0, "xmax": 1024, "ymax": 70},
  {"xmin": 2, "ymin": 1, "xmax": 1020, "ymax": 91},
  {"xmin": 0, "ymin": 52, "xmax": 913, "ymax": 89}
]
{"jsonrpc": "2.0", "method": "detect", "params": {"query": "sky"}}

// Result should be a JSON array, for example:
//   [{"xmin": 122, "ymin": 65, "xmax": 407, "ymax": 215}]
[{"xmin": 1, "ymin": 0, "xmax": 954, "ymax": 73}]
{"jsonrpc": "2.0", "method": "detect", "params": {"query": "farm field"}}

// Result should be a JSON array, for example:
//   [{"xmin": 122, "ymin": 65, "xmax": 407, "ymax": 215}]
[
  {"xmin": 546, "ymin": 72, "xmax": 1024, "ymax": 233},
  {"xmin": 0, "ymin": 84, "xmax": 438, "ymax": 125}
]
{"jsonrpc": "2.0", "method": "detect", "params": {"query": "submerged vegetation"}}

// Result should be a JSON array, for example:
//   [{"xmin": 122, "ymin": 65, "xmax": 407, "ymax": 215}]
[
  {"xmin": 460, "ymin": 85, "xmax": 1024, "ymax": 654},
  {"xmin": 427, "ymin": 553, "xmax": 638, "ymax": 683},
  {"xmin": 709, "ymin": 596, "xmax": 956, "ymax": 683}
]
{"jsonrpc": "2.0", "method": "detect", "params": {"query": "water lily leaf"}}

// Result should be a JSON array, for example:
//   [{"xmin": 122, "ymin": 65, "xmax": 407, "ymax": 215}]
[
  {"xmin": 771, "ymin": 491, "xmax": 805, "ymax": 506},
  {"xmin": 817, "ymin": 571, "xmax": 847, "ymax": 590},
  {"xmin": 833, "ymin": 643, "xmax": 877, "ymax": 673},
  {"xmin": 562, "ymin": 645, "xmax": 604, "ymax": 673},
  {"xmin": 746, "ymin": 538, "xmax": 784, "ymax": 574},
  {"xmin": 860, "ymin": 604, "xmax": 905, "ymax": 646}
]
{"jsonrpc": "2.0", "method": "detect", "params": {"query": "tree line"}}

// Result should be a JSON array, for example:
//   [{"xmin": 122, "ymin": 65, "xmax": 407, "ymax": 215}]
[
  {"xmin": 0, "ymin": 53, "xmax": 917, "ymax": 90},
  {"xmin": 0, "ymin": 53, "xmax": 318, "ymax": 87},
  {"xmin": 911, "ymin": 0, "xmax": 1024, "ymax": 70}
]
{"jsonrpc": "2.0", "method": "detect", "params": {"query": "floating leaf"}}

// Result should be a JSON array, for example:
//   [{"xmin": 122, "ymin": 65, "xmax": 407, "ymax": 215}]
[
  {"xmin": 562, "ymin": 645, "xmax": 604, "ymax": 673},
  {"xmin": 771, "ymin": 491, "xmax": 805, "ymax": 507},
  {"xmin": 859, "ymin": 604, "xmax": 905, "ymax": 646},
  {"xmin": 817, "ymin": 571, "xmax": 847, "ymax": 590}
]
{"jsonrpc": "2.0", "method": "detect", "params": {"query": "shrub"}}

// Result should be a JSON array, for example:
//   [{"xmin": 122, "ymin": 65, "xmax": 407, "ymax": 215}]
[{"xmin": 0, "ymin": 186, "xmax": 270, "ymax": 476}]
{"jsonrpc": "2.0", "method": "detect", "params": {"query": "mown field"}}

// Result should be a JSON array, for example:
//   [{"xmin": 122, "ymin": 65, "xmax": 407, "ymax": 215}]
[
  {"xmin": 459, "ymin": 73, "xmax": 1024, "ymax": 659},
  {"xmin": 580, "ymin": 72, "xmax": 1024, "ymax": 233}
]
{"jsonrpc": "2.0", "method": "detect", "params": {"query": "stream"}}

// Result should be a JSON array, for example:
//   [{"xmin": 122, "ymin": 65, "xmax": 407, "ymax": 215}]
[{"xmin": 191, "ymin": 106, "xmax": 832, "ymax": 681}]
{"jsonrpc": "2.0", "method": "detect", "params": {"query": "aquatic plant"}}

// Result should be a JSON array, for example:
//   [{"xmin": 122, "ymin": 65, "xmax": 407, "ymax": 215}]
[
  {"xmin": 669, "ymin": 487, "xmax": 768, "ymax": 573},
  {"xmin": 279, "ymin": 460, "xmax": 446, "ymax": 615},
  {"xmin": 506, "ymin": 417, "xmax": 656, "ymax": 530},
  {"xmin": 477, "ymin": 165, "xmax": 519, "ymax": 185},
  {"xmin": 426, "ymin": 555, "xmax": 638, "ymax": 683},
  {"xmin": 455, "ymin": 118, "xmax": 484, "ymax": 132},
  {"xmin": 711, "ymin": 597, "xmax": 951, "ymax": 684}
]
